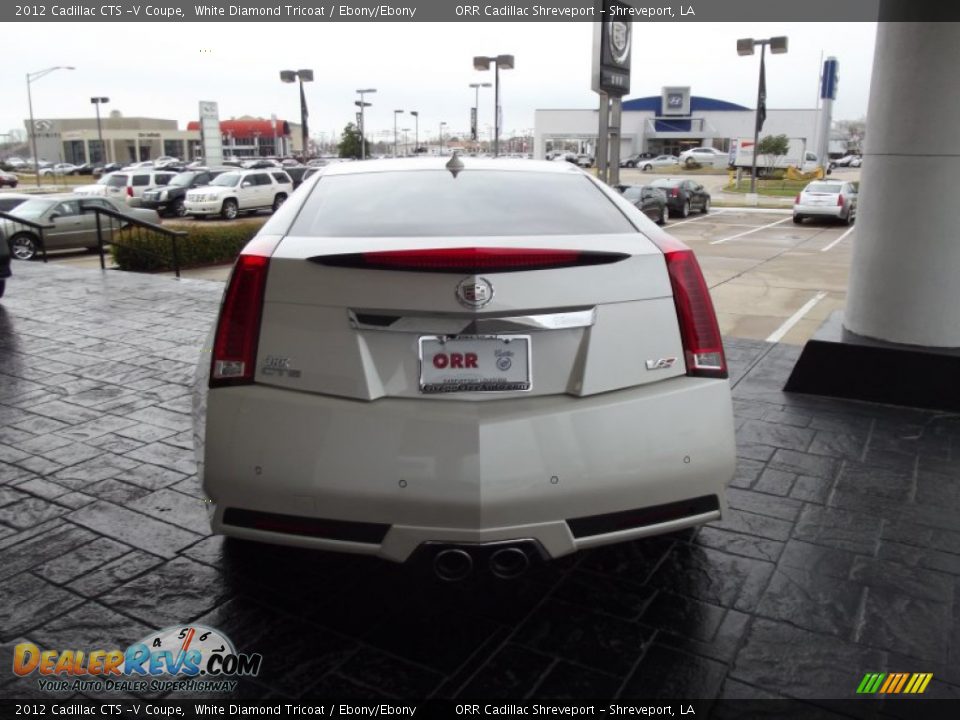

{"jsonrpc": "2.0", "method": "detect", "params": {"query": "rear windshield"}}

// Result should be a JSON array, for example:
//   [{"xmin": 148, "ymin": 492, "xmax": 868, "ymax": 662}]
[
  {"xmin": 290, "ymin": 170, "xmax": 635, "ymax": 237},
  {"xmin": 805, "ymin": 183, "xmax": 842, "ymax": 194}
]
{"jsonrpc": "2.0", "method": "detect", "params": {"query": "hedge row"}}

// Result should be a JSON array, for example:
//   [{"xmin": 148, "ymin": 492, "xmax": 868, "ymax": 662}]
[{"xmin": 110, "ymin": 220, "xmax": 263, "ymax": 273}]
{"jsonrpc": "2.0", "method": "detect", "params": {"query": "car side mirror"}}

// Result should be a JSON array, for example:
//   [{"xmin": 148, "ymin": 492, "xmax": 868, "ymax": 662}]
[
  {"xmin": 241, "ymin": 181, "xmax": 252, "ymax": 188},
  {"xmin": 48, "ymin": 213, "xmax": 60, "ymax": 221}
]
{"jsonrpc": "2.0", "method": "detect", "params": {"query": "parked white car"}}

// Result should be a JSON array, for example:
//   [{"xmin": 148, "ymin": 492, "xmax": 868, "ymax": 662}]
[
  {"xmin": 73, "ymin": 170, "xmax": 177, "ymax": 205},
  {"xmin": 184, "ymin": 169, "xmax": 293, "ymax": 219},
  {"xmin": 638, "ymin": 155, "xmax": 680, "ymax": 172},
  {"xmin": 793, "ymin": 180, "xmax": 858, "ymax": 225},
  {"xmin": 193, "ymin": 158, "xmax": 736, "ymax": 580},
  {"xmin": 678, "ymin": 147, "xmax": 727, "ymax": 167},
  {"xmin": 38, "ymin": 163, "xmax": 80, "ymax": 177}
]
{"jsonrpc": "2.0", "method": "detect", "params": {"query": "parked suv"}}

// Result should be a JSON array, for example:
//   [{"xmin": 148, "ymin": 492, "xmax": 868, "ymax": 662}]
[
  {"xmin": 141, "ymin": 168, "xmax": 230, "ymax": 217},
  {"xmin": 73, "ymin": 170, "xmax": 177, "ymax": 205},
  {"xmin": 184, "ymin": 169, "xmax": 293, "ymax": 220}
]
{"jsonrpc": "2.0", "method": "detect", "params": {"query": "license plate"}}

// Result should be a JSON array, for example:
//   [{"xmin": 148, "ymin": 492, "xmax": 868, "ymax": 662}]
[{"xmin": 419, "ymin": 335, "xmax": 531, "ymax": 393}]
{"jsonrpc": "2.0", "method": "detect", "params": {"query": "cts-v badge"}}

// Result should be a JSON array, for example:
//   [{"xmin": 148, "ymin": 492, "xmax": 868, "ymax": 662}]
[
  {"xmin": 646, "ymin": 357, "xmax": 678, "ymax": 370},
  {"xmin": 455, "ymin": 277, "xmax": 494, "ymax": 309}
]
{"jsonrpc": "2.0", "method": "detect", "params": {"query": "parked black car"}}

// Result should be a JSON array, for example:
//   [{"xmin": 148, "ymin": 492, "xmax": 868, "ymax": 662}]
[
  {"xmin": 648, "ymin": 178, "xmax": 711, "ymax": 218},
  {"xmin": 140, "ymin": 168, "xmax": 230, "ymax": 217},
  {"xmin": 281, "ymin": 166, "xmax": 311, "ymax": 189},
  {"xmin": 93, "ymin": 162, "xmax": 123, "ymax": 177},
  {"xmin": 619, "ymin": 185, "xmax": 669, "ymax": 224}
]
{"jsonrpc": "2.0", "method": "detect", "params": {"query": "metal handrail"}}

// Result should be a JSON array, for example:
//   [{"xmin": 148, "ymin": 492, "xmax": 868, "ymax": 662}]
[
  {"xmin": 78, "ymin": 202, "xmax": 188, "ymax": 278},
  {"xmin": 0, "ymin": 210, "xmax": 54, "ymax": 263}
]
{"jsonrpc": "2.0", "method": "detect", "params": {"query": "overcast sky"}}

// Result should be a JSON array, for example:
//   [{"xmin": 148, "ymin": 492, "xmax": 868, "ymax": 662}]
[{"xmin": 3, "ymin": 21, "xmax": 876, "ymax": 143}]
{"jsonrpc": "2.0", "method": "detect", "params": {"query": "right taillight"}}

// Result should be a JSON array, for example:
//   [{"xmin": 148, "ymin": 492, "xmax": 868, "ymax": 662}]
[
  {"xmin": 837, "ymin": 194, "xmax": 845, "ymax": 207},
  {"xmin": 209, "ymin": 237, "xmax": 280, "ymax": 387},
  {"xmin": 649, "ymin": 235, "xmax": 728, "ymax": 379}
]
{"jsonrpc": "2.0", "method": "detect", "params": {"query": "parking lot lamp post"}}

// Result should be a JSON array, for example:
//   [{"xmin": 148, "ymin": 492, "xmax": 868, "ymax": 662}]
[
  {"xmin": 439, "ymin": 121, "xmax": 447, "ymax": 155},
  {"xmin": 393, "ymin": 110, "xmax": 403, "ymax": 157},
  {"xmin": 473, "ymin": 55, "xmax": 514, "ymax": 157},
  {"xmin": 410, "ymin": 111, "xmax": 419, "ymax": 154},
  {"xmin": 27, "ymin": 65, "xmax": 74, "ymax": 187},
  {"xmin": 469, "ymin": 82, "xmax": 491, "ymax": 149},
  {"xmin": 280, "ymin": 69, "xmax": 313, "ymax": 159},
  {"xmin": 355, "ymin": 89, "xmax": 376, "ymax": 159},
  {"xmin": 90, "ymin": 96, "xmax": 109, "ymax": 165},
  {"xmin": 737, "ymin": 36, "xmax": 787, "ymax": 194}
]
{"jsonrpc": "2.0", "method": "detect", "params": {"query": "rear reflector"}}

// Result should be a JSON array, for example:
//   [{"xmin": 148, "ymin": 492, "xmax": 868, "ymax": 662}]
[
  {"xmin": 647, "ymin": 234, "xmax": 728, "ymax": 378},
  {"xmin": 209, "ymin": 238, "xmax": 280, "ymax": 387},
  {"xmin": 567, "ymin": 495, "xmax": 720, "ymax": 538},
  {"xmin": 311, "ymin": 247, "xmax": 628, "ymax": 273},
  {"xmin": 223, "ymin": 508, "xmax": 390, "ymax": 544}
]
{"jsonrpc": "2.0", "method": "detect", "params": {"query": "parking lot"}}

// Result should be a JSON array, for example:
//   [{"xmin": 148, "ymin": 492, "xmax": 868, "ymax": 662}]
[{"xmin": 1, "ymin": 261, "xmax": 958, "ymax": 703}]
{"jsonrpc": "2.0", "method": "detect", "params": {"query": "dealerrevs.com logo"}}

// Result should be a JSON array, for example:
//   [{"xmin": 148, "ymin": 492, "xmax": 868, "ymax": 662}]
[{"xmin": 12, "ymin": 625, "xmax": 262, "ymax": 694}]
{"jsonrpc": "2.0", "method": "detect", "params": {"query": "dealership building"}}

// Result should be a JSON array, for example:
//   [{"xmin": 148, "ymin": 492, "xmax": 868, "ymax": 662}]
[
  {"xmin": 23, "ymin": 113, "xmax": 302, "ymax": 165},
  {"xmin": 534, "ymin": 86, "xmax": 839, "ymax": 160}
]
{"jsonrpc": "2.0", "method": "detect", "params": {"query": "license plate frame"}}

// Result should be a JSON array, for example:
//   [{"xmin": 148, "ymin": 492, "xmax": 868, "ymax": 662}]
[{"xmin": 418, "ymin": 334, "xmax": 532, "ymax": 394}]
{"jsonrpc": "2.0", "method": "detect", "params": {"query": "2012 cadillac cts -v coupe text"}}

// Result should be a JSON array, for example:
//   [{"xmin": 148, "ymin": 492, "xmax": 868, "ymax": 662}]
[{"xmin": 193, "ymin": 157, "xmax": 736, "ymax": 581}]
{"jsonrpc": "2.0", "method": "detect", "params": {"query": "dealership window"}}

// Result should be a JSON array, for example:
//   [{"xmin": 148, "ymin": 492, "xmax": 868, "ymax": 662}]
[
  {"xmin": 164, "ymin": 140, "xmax": 183, "ymax": 158},
  {"xmin": 63, "ymin": 140, "xmax": 86, "ymax": 164},
  {"xmin": 88, "ymin": 140, "xmax": 105, "ymax": 164}
]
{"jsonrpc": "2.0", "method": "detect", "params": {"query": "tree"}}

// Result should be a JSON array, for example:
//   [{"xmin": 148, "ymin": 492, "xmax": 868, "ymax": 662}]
[
  {"xmin": 834, "ymin": 118, "xmax": 866, "ymax": 154},
  {"xmin": 337, "ymin": 123, "xmax": 369, "ymax": 159},
  {"xmin": 757, "ymin": 134, "xmax": 790, "ymax": 174}
]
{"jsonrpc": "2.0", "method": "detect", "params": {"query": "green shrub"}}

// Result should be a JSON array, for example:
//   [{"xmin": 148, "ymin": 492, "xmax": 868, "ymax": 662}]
[{"xmin": 110, "ymin": 220, "xmax": 263, "ymax": 272}]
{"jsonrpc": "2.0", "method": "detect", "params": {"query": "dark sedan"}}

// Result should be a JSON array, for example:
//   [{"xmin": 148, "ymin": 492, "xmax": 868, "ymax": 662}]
[
  {"xmin": 0, "ymin": 171, "xmax": 18, "ymax": 188},
  {"xmin": 649, "ymin": 178, "xmax": 711, "ymax": 218},
  {"xmin": 619, "ymin": 184, "xmax": 669, "ymax": 224}
]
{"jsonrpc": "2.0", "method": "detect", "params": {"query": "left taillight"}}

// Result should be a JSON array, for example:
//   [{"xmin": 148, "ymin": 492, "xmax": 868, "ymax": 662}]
[
  {"xmin": 126, "ymin": 186, "xmax": 134, "ymax": 197},
  {"xmin": 648, "ymin": 234, "xmax": 728, "ymax": 379},
  {"xmin": 209, "ymin": 238, "xmax": 279, "ymax": 387}
]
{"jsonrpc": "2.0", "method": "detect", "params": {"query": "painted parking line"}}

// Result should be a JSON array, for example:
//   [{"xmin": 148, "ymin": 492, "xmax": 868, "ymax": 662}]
[
  {"xmin": 821, "ymin": 225, "xmax": 856, "ymax": 252},
  {"xmin": 710, "ymin": 217, "xmax": 792, "ymax": 245},
  {"xmin": 765, "ymin": 291, "xmax": 828, "ymax": 343},
  {"xmin": 666, "ymin": 210, "xmax": 729, "ymax": 228}
]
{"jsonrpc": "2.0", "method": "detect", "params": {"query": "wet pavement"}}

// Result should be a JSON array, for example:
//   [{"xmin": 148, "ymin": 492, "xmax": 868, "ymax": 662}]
[{"xmin": 1, "ymin": 261, "xmax": 959, "ymax": 703}]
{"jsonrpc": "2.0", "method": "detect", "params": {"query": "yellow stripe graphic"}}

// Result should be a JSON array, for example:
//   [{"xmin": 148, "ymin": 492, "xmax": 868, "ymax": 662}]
[
  {"xmin": 917, "ymin": 673, "xmax": 933, "ymax": 694},
  {"xmin": 903, "ymin": 674, "xmax": 919, "ymax": 693}
]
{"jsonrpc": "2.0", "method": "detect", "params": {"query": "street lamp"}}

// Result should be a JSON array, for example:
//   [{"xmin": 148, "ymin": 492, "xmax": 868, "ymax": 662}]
[
  {"xmin": 473, "ymin": 55, "xmax": 514, "ymax": 157},
  {"xmin": 736, "ymin": 36, "xmax": 788, "ymax": 194},
  {"xmin": 468, "ymin": 82, "xmax": 491, "ymax": 146},
  {"xmin": 401, "ymin": 128, "xmax": 411, "ymax": 157},
  {"xmin": 439, "ymin": 121, "xmax": 447, "ymax": 155},
  {"xmin": 355, "ymin": 88, "xmax": 376, "ymax": 160},
  {"xmin": 90, "ymin": 96, "xmax": 109, "ymax": 165},
  {"xmin": 27, "ymin": 65, "xmax": 75, "ymax": 186},
  {"xmin": 393, "ymin": 109, "xmax": 404, "ymax": 157},
  {"xmin": 410, "ymin": 111, "xmax": 419, "ymax": 154},
  {"xmin": 280, "ymin": 68, "xmax": 314, "ymax": 159}
]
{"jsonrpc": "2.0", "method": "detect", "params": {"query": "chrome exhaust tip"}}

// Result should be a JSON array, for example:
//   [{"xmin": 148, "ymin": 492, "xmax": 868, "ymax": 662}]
[
  {"xmin": 433, "ymin": 548, "xmax": 474, "ymax": 582},
  {"xmin": 489, "ymin": 547, "xmax": 530, "ymax": 580}
]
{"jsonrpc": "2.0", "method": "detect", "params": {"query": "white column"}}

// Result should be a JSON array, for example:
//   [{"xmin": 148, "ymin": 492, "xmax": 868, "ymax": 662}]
[{"xmin": 845, "ymin": 22, "xmax": 960, "ymax": 347}]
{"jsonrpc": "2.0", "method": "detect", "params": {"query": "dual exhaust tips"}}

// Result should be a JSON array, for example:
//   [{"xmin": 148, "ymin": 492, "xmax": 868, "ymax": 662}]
[{"xmin": 433, "ymin": 546, "xmax": 532, "ymax": 582}]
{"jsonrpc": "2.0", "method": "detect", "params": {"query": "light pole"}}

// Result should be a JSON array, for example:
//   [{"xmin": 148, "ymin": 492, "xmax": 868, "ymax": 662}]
[
  {"xmin": 355, "ymin": 88, "xmax": 376, "ymax": 160},
  {"xmin": 401, "ymin": 128, "xmax": 411, "ymax": 157},
  {"xmin": 280, "ymin": 69, "xmax": 314, "ymax": 159},
  {"xmin": 27, "ymin": 66, "xmax": 74, "ymax": 186},
  {"xmin": 89, "ymin": 96, "xmax": 109, "ymax": 165},
  {"xmin": 410, "ymin": 111, "xmax": 419, "ymax": 154},
  {"xmin": 439, "ymin": 122, "xmax": 447, "ymax": 155},
  {"xmin": 737, "ymin": 36, "xmax": 788, "ymax": 194},
  {"xmin": 393, "ymin": 109, "xmax": 403, "ymax": 157},
  {"xmin": 473, "ymin": 55, "xmax": 514, "ymax": 157},
  {"xmin": 468, "ymin": 82, "xmax": 491, "ymax": 148}
]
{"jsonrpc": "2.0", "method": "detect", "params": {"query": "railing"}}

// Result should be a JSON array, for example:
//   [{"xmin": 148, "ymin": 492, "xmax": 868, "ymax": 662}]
[
  {"xmin": 0, "ymin": 211, "xmax": 54, "ymax": 263},
  {"xmin": 78, "ymin": 202, "xmax": 188, "ymax": 279}
]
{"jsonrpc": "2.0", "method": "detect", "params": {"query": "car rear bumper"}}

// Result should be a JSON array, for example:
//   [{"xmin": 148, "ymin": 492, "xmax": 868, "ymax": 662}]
[
  {"xmin": 795, "ymin": 203, "xmax": 844, "ymax": 217},
  {"xmin": 201, "ymin": 376, "xmax": 736, "ymax": 562}
]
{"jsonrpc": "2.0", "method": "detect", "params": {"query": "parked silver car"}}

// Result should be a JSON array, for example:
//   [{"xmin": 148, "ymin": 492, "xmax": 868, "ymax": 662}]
[
  {"xmin": 793, "ymin": 180, "xmax": 858, "ymax": 225},
  {"xmin": 1, "ymin": 194, "xmax": 160, "ymax": 261}
]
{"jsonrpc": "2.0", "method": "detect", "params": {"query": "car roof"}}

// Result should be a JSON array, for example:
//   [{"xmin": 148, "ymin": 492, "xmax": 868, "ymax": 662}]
[{"xmin": 320, "ymin": 157, "xmax": 584, "ymax": 177}]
